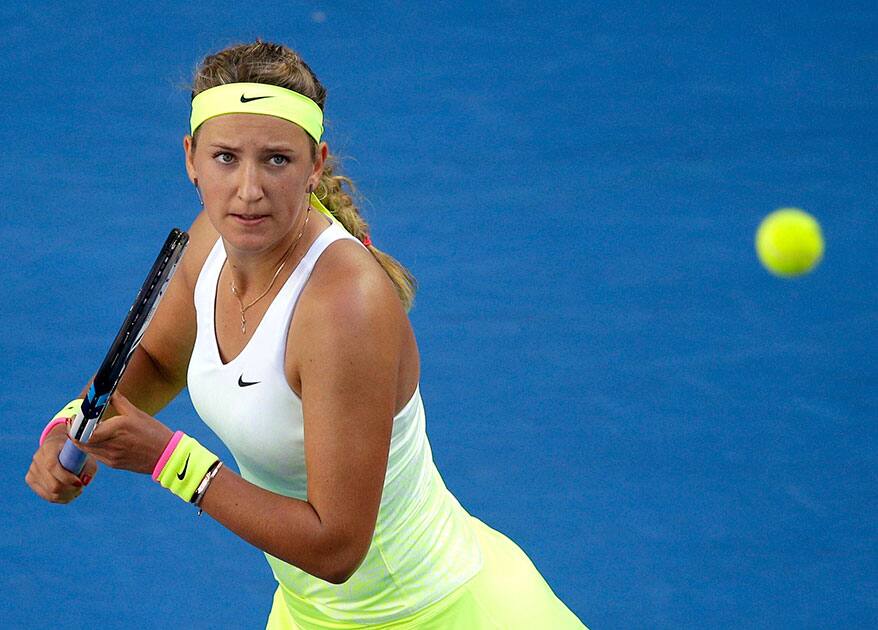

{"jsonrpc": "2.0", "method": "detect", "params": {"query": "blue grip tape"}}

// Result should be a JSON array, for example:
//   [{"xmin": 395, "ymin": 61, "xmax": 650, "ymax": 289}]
[{"xmin": 59, "ymin": 439, "xmax": 88, "ymax": 476}]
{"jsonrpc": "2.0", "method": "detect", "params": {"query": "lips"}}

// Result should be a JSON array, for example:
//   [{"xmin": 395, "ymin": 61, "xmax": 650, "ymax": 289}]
[{"xmin": 231, "ymin": 213, "xmax": 268, "ymax": 225}]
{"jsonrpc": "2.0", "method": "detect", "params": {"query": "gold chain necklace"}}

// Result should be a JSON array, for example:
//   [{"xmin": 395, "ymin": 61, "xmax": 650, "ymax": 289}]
[{"xmin": 230, "ymin": 206, "xmax": 311, "ymax": 334}]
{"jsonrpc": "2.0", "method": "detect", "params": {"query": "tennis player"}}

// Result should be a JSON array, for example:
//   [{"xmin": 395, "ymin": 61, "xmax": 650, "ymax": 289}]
[{"xmin": 26, "ymin": 40, "xmax": 587, "ymax": 629}]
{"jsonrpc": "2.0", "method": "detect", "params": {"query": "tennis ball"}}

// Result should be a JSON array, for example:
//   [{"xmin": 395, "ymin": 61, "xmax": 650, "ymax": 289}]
[{"xmin": 755, "ymin": 208, "xmax": 824, "ymax": 277}]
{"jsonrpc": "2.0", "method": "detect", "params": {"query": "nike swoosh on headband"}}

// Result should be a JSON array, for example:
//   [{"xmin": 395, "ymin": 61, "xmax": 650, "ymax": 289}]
[{"xmin": 240, "ymin": 94, "xmax": 274, "ymax": 103}]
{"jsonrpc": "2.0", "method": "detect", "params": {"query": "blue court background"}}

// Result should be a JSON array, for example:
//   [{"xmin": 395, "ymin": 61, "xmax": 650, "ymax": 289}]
[{"xmin": 1, "ymin": 2, "xmax": 875, "ymax": 628}]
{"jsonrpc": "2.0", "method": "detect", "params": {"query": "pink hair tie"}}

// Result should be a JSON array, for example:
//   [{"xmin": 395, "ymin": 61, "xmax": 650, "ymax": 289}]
[
  {"xmin": 152, "ymin": 431, "xmax": 185, "ymax": 481},
  {"xmin": 39, "ymin": 418, "xmax": 69, "ymax": 447},
  {"xmin": 362, "ymin": 234, "xmax": 372, "ymax": 247}
]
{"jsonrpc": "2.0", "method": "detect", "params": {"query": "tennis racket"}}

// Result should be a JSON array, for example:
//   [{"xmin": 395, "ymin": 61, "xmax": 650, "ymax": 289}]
[{"xmin": 59, "ymin": 228, "xmax": 189, "ymax": 475}]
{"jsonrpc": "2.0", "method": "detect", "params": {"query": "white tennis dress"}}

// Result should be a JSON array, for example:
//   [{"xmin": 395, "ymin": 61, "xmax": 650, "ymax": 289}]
[{"xmin": 186, "ymin": 219, "xmax": 484, "ymax": 625}]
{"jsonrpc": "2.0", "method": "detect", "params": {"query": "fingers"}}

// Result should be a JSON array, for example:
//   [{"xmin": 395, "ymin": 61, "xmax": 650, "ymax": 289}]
[
  {"xmin": 47, "ymin": 454, "xmax": 86, "ymax": 489},
  {"xmin": 36, "ymin": 477, "xmax": 83, "ymax": 503},
  {"xmin": 72, "ymin": 435, "xmax": 124, "ymax": 470},
  {"xmin": 67, "ymin": 402, "xmax": 168, "ymax": 475},
  {"xmin": 70, "ymin": 438, "xmax": 107, "ymax": 465},
  {"xmin": 83, "ymin": 417, "xmax": 120, "ymax": 445},
  {"xmin": 111, "ymin": 392, "xmax": 140, "ymax": 415},
  {"xmin": 25, "ymin": 456, "xmax": 85, "ymax": 504},
  {"xmin": 79, "ymin": 457, "xmax": 97, "ymax": 486},
  {"xmin": 111, "ymin": 391, "xmax": 130, "ymax": 409},
  {"xmin": 26, "ymin": 437, "xmax": 100, "ymax": 503}
]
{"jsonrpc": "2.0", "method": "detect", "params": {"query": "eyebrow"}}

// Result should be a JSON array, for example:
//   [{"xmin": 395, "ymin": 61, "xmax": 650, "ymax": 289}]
[{"xmin": 208, "ymin": 142, "xmax": 298, "ymax": 153}]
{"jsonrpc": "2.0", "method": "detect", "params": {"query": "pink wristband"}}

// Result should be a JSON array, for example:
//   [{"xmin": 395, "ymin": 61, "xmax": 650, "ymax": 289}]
[
  {"xmin": 39, "ymin": 418, "xmax": 69, "ymax": 446},
  {"xmin": 152, "ymin": 431, "xmax": 184, "ymax": 481}
]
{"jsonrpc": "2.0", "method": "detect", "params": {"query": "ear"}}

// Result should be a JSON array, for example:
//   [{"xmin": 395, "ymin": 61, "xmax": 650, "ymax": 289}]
[
  {"xmin": 183, "ymin": 135, "xmax": 198, "ymax": 186},
  {"xmin": 307, "ymin": 141, "xmax": 329, "ymax": 191}
]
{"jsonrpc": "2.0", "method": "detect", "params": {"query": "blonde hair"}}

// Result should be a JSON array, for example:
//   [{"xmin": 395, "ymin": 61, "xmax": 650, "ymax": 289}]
[{"xmin": 190, "ymin": 40, "xmax": 417, "ymax": 311}]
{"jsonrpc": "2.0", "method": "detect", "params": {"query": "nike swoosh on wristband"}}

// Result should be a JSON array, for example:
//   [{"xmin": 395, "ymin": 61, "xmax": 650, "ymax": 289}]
[
  {"xmin": 240, "ymin": 94, "xmax": 273, "ymax": 103},
  {"xmin": 177, "ymin": 454, "xmax": 190, "ymax": 480},
  {"xmin": 238, "ymin": 375, "xmax": 261, "ymax": 387}
]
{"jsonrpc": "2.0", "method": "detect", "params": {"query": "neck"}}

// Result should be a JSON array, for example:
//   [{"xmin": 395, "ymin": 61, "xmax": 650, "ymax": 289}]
[
  {"xmin": 226, "ymin": 241, "xmax": 292, "ymax": 299},
  {"xmin": 225, "ymin": 208, "xmax": 312, "ymax": 299}
]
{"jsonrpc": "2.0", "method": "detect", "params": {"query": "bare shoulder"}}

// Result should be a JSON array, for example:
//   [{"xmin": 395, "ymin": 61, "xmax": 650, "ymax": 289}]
[
  {"xmin": 320, "ymin": 239, "xmax": 401, "ymax": 302},
  {"xmin": 298, "ymin": 238, "xmax": 407, "ymax": 338},
  {"xmin": 286, "ymin": 237, "xmax": 413, "ymax": 398}
]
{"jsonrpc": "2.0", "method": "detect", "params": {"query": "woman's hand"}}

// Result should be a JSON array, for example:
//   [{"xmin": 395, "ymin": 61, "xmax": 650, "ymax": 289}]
[
  {"xmin": 26, "ymin": 423, "xmax": 98, "ymax": 504},
  {"xmin": 73, "ymin": 393, "xmax": 175, "ymax": 475}
]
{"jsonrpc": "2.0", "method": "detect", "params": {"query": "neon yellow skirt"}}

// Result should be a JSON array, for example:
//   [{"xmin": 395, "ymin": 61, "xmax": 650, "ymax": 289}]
[{"xmin": 266, "ymin": 517, "xmax": 587, "ymax": 629}]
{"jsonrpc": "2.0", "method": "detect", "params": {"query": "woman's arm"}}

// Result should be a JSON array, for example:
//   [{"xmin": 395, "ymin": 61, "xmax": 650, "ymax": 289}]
[
  {"xmin": 38, "ymin": 342, "xmax": 186, "ymax": 446},
  {"xmin": 27, "ymin": 210, "xmax": 216, "ymax": 503},
  {"xmin": 199, "ymin": 249, "xmax": 403, "ymax": 582},
  {"xmin": 74, "ymin": 241, "xmax": 404, "ymax": 584},
  {"xmin": 87, "ymin": 209, "xmax": 218, "ymax": 418}
]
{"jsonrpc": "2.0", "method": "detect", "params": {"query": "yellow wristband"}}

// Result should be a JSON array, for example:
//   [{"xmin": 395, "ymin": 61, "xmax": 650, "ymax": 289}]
[
  {"xmin": 54, "ymin": 398, "xmax": 84, "ymax": 420},
  {"xmin": 156, "ymin": 434, "xmax": 219, "ymax": 502},
  {"xmin": 40, "ymin": 399, "xmax": 84, "ymax": 446}
]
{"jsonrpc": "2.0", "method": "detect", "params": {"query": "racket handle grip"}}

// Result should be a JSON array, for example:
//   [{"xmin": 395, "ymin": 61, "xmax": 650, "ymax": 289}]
[{"xmin": 59, "ymin": 439, "xmax": 88, "ymax": 475}]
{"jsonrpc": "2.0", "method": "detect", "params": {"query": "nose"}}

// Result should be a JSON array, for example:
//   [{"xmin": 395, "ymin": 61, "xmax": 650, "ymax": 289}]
[{"xmin": 236, "ymin": 160, "xmax": 264, "ymax": 204}]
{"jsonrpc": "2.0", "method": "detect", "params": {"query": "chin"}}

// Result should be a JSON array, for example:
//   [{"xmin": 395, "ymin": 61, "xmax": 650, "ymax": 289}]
[{"xmin": 221, "ymin": 217, "xmax": 278, "ymax": 253}]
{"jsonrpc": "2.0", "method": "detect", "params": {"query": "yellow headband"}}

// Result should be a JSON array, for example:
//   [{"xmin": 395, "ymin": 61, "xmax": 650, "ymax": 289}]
[{"xmin": 190, "ymin": 82, "xmax": 324, "ymax": 143}]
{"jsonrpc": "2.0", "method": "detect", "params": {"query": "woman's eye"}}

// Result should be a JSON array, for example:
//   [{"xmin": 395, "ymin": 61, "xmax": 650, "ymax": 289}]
[
  {"xmin": 270, "ymin": 155, "xmax": 289, "ymax": 166},
  {"xmin": 214, "ymin": 152, "xmax": 234, "ymax": 164}
]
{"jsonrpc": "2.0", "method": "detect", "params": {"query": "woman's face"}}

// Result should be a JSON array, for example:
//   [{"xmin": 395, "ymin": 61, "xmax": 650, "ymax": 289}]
[{"xmin": 183, "ymin": 113, "xmax": 325, "ymax": 254}]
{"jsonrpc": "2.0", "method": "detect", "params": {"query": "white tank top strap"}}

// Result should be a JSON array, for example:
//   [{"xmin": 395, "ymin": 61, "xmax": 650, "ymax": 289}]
[
  {"xmin": 192, "ymin": 220, "xmax": 363, "ymax": 372},
  {"xmin": 194, "ymin": 220, "xmax": 361, "ymax": 332},
  {"xmin": 198, "ymin": 219, "xmax": 362, "ymax": 288},
  {"xmin": 299, "ymin": 217, "xmax": 363, "ymax": 269}
]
